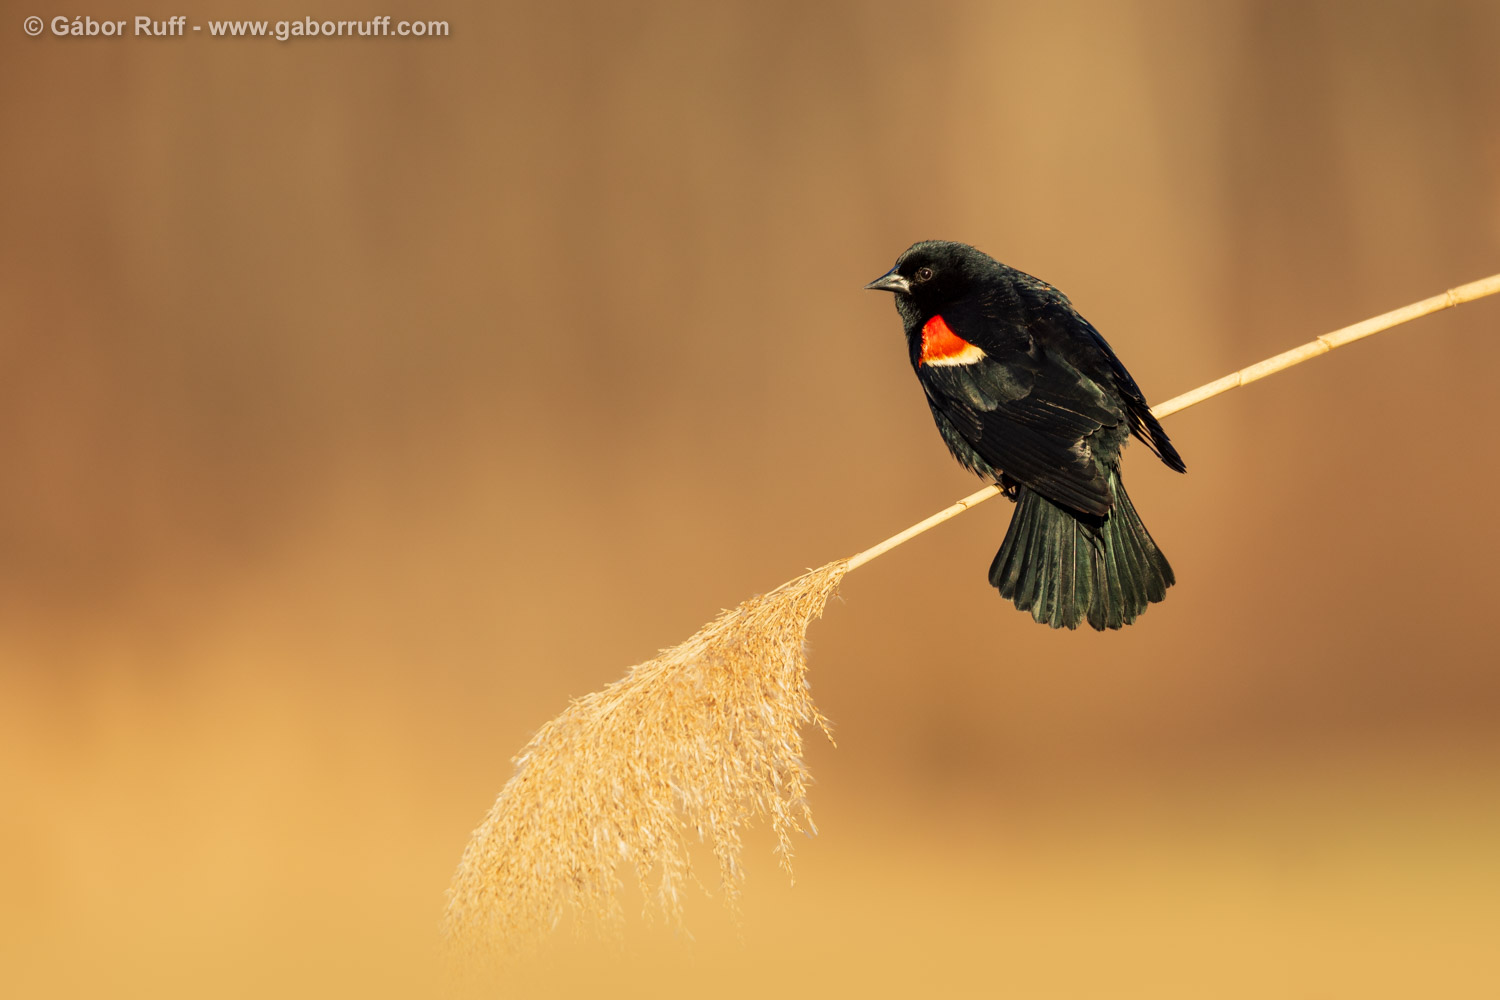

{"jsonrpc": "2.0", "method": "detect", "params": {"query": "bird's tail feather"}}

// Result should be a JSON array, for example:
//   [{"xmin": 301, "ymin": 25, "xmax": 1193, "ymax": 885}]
[{"xmin": 988, "ymin": 472, "xmax": 1172, "ymax": 630}]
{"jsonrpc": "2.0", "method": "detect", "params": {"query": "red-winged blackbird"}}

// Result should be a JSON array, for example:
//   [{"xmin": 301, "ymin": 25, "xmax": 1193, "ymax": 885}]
[{"xmin": 867, "ymin": 241, "xmax": 1185, "ymax": 630}]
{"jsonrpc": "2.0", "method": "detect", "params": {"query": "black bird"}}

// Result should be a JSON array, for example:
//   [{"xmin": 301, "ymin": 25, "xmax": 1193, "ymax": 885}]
[{"xmin": 866, "ymin": 241, "xmax": 1185, "ymax": 630}]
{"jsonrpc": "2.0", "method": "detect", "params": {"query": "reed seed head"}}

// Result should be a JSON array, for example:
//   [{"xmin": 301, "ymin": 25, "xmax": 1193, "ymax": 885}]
[{"xmin": 443, "ymin": 560, "xmax": 846, "ymax": 961}]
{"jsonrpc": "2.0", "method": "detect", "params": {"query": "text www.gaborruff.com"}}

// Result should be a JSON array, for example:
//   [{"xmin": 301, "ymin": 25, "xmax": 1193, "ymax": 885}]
[{"xmin": 210, "ymin": 17, "xmax": 448, "ymax": 40}]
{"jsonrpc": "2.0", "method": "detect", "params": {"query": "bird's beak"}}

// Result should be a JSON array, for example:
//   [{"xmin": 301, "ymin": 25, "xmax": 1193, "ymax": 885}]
[{"xmin": 864, "ymin": 268, "xmax": 911, "ymax": 294}]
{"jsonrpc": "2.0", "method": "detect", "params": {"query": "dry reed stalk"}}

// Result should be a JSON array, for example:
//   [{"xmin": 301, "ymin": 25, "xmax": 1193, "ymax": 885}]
[{"xmin": 445, "ymin": 273, "xmax": 1500, "ymax": 961}]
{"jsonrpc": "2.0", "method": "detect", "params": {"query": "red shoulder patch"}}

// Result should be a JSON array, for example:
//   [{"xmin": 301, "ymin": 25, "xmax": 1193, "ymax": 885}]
[{"xmin": 920, "ymin": 315, "xmax": 986, "ymax": 366}]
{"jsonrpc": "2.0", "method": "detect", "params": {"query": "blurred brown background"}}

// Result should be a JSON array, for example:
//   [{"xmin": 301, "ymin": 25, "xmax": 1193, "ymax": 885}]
[{"xmin": 3, "ymin": 1, "xmax": 1499, "ymax": 996}]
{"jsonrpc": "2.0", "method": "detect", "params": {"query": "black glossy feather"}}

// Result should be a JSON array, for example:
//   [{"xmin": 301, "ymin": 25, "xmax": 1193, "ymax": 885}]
[{"xmin": 989, "ymin": 473, "xmax": 1171, "ymax": 630}]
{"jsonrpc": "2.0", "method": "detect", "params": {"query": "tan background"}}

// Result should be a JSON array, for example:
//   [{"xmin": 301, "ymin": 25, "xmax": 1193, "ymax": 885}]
[{"xmin": 4, "ymin": 1, "xmax": 1499, "ymax": 996}]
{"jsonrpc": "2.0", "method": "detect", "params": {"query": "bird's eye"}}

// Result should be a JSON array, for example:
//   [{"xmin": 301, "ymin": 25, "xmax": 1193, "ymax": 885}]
[{"xmin": 915, "ymin": 267, "xmax": 934, "ymax": 282}]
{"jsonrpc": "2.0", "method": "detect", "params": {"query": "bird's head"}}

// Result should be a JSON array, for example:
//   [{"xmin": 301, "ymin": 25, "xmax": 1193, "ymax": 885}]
[{"xmin": 864, "ymin": 240, "xmax": 997, "ymax": 320}]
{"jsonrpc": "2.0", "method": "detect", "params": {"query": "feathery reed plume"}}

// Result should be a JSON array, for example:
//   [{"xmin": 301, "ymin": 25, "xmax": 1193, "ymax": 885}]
[
  {"xmin": 444, "ymin": 562, "xmax": 846, "ymax": 960},
  {"xmin": 445, "ymin": 273, "xmax": 1500, "ymax": 960}
]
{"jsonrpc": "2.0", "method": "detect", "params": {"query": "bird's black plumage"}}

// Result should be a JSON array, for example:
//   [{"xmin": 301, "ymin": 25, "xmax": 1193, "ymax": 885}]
[{"xmin": 867, "ymin": 240, "xmax": 1185, "ymax": 630}]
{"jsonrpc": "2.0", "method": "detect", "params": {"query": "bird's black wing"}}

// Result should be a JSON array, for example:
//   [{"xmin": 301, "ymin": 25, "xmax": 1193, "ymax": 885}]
[
  {"xmin": 1008, "ymin": 273, "xmax": 1186, "ymax": 474},
  {"xmin": 916, "ymin": 327, "xmax": 1124, "ymax": 516},
  {"xmin": 1075, "ymin": 318, "xmax": 1186, "ymax": 472}
]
